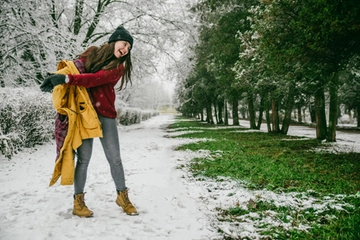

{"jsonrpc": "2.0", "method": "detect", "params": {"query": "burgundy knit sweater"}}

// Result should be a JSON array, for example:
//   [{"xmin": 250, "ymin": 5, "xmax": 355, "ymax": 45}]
[{"xmin": 68, "ymin": 58, "xmax": 124, "ymax": 118}]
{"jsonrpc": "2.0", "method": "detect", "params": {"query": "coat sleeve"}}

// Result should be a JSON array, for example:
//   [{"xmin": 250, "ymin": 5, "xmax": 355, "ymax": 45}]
[{"xmin": 67, "ymin": 65, "xmax": 124, "ymax": 88}]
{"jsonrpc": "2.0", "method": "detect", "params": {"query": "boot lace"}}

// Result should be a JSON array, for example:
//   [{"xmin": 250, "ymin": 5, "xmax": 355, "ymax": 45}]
[
  {"xmin": 76, "ymin": 193, "xmax": 87, "ymax": 209},
  {"xmin": 121, "ymin": 189, "xmax": 131, "ymax": 205}
]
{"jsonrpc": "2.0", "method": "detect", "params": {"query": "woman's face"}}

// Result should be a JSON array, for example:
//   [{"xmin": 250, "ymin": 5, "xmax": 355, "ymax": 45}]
[{"xmin": 114, "ymin": 40, "xmax": 131, "ymax": 58}]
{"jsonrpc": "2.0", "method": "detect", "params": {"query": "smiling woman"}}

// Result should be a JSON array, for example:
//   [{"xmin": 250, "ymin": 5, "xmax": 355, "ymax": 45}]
[
  {"xmin": 39, "ymin": 25, "xmax": 138, "ymax": 218},
  {"xmin": 108, "ymin": 26, "xmax": 133, "ymax": 58},
  {"xmin": 114, "ymin": 40, "xmax": 132, "ymax": 58}
]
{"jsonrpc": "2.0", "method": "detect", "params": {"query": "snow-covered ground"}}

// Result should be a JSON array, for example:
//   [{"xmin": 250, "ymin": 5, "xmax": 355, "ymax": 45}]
[{"xmin": 0, "ymin": 114, "xmax": 359, "ymax": 240}]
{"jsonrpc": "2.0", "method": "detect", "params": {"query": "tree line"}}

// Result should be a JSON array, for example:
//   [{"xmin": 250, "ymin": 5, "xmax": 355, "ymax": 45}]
[
  {"xmin": 175, "ymin": 0, "xmax": 360, "ymax": 142},
  {"xmin": 0, "ymin": 0, "xmax": 195, "ymax": 109}
]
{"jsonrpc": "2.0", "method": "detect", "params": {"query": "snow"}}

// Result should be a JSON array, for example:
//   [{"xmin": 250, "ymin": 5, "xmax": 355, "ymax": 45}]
[{"xmin": 0, "ymin": 114, "xmax": 359, "ymax": 240}]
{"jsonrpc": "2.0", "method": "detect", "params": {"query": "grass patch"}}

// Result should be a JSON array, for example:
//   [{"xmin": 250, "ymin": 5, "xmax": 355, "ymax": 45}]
[{"xmin": 169, "ymin": 116, "xmax": 360, "ymax": 239}]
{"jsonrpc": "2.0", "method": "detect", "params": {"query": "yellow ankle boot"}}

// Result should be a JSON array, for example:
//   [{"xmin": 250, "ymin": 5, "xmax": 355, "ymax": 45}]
[
  {"xmin": 116, "ymin": 188, "xmax": 138, "ymax": 216},
  {"xmin": 72, "ymin": 193, "xmax": 93, "ymax": 217}
]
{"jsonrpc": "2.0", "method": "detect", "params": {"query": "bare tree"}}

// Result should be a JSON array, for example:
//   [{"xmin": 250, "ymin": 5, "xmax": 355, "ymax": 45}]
[{"xmin": 0, "ymin": 0, "xmax": 198, "ymax": 99}]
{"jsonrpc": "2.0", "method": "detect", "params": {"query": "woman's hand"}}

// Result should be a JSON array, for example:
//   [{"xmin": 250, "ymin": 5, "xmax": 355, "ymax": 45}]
[
  {"xmin": 40, "ymin": 76, "xmax": 53, "ymax": 92},
  {"xmin": 40, "ymin": 75, "xmax": 66, "ymax": 92}
]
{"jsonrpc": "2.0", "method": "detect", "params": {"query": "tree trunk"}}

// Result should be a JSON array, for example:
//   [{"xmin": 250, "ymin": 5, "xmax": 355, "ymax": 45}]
[
  {"xmin": 257, "ymin": 95, "xmax": 264, "ymax": 129},
  {"xmin": 281, "ymin": 97, "xmax": 294, "ymax": 134},
  {"xmin": 224, "ymin": 100, "xmax": 229, "ymax": 125},
  {"xmin": 247, "ymin": 92, "xmax": 257, "ymax": 129},
  {"xmin": 357, "ymin": 105, "xmax": 360, "ymax": 128},
  {"xmin": 314, "ymin": 86, "xmax": 327, "ymax": 140},
  {"xmin": 271, "ymin": 98, "xmax": 280, "ymax": 132},
  {"xmin": 309, "ymin": 102, "xmax": 316, "ymax": 123},
  {"xmin": 327, "ymin": 73, "xmax": 338, "ymax": 142},
  {"xmin": 50, "ymin": 0, "xmax": 58, "ymax": 28},
  {"xmin": 232, "ymin": 98, "xmax": 239, "ymax": 125},
  {"xmin": 218, "ymin": 98, "xmax": 224, "ymax": 124},
  {"xmin": 265, "ymin": 95, "xmax": 272, "ymax": 132},
  {"xmin": 214, "ymin": 101, "xmax": 218, "ymax": 124},
  {"xmin": 302, "ymin": 107, "xmax": 306, "ymax": 123},
  {"xmin": 281, "ymin": 86, "xmax": 295, "ymax": 135},
  {"xmin": 83, "ymin": 0, "xmax": 111, "ymax": 44},
  {"xmin": 206, "ymin": 103, "xmax": 214, "ymax": 124},
  {"xmin": 206, "ymin": 105, "xmax": 210, "ymax": 123},
  {"xmin": 74, "ymin": 0, "xmax": 84, "ymax": 35},
  {"xmin": 297, "ymin": 106, "xmax": 302, "ymax": 123}
]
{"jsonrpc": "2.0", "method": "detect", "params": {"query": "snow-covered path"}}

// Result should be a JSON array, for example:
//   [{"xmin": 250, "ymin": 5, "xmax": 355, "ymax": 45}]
[
  {"xmin": 0, "ymin": 114, "xmax": 213, "ymax": 240},
  {"xmin": 1, "ymin": 114, "xmax": 358, "ymax": 240}
]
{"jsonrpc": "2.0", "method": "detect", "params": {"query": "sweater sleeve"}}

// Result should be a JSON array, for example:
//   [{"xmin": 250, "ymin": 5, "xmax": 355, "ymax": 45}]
[{"xmin": 67, "ymin": 65, "xmax": 124, "ymax": 88}]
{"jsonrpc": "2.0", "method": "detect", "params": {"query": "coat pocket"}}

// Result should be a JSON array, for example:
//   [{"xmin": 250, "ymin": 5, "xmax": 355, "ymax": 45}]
[{"xmin": 79, "ymin": 102, "xmax": 98, "ymax": 129}]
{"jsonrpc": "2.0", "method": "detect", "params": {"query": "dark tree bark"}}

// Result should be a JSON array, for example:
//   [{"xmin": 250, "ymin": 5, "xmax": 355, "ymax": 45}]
[
  {"xmin": 247, "ymin": 92, "xmax": 257, "ymax": 129},
  {"xmin": 232, "ymin": 98, "xmax": 239, "ymax": 125},
  {"xmin": 309, "ymin": 103, "xmax": 316, "ymax": 123},
  {"xmin": 83, "ymin": 0, "xmax": 113, "ymax": 45},
  {"xmin": 297, "ymin": 106, "xmax": 302, "ymax": 123},
  {"xmin": 224, "ymin": 100, "xmax": 229, "ymax": 125},
  {"xmin": 214, "ymin": 101, "xmax": 218, "ymax": 124},
  {"xmin": 264, "ymin": 95, "xmax": 272, "ymax": 132},
  {"xmin": 314, "ymin": 86, "xmax": 327, "ymax": 140},
  {"xmin": 206, "ymin": 104, "xmax": 214, "ymax": 124},
  {"xmin": 327, "ymin": 73, "xmax": 338, "ymax": 142},
  {"xmin": 256, "ymin": 95, "xmax": 264, "ymax": 130},
  {"xmin": 357, "ymin": 105, "xmax": 360, "ymax": 128},
  {"xmin": 217, "ymin": 98, "xmax": 224, "ymax": 124},
  {"xmin": 50, "ymin": 0, "xmax": 58, "ymax": 28},
  {"xmin": 281, "ymin": 85, "xmax": 295, "ymax": 135},
  {"xmin": 74, "ymin": 0, "xmax": 84, "ymax": 35},
  {"xmin": 271, "ymin": 97, "xmax": 280, "ymax": 132}
]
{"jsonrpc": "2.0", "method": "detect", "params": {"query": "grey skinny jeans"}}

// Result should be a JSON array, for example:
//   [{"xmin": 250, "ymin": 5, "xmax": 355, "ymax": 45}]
[{"xmin": 74, "ymin": 115, "xmax": 126, "ymax": 194}]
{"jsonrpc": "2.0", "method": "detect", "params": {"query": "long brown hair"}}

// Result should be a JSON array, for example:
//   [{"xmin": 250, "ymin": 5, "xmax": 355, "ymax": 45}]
[{"xmin": 77, "ymin": 42, "xmax": 132, "ymax": 90}]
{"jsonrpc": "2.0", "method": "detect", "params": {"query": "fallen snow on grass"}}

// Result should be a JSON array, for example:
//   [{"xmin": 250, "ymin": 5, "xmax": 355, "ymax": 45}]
[{"xmin": 173, "ymin": 137, "xmax": 357, "ymax": 239}]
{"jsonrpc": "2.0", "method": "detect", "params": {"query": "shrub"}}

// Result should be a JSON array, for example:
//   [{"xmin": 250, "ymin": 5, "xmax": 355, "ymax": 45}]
[
  {"xmin": 116, "ymin": 107, "xmax": 159, "ymax": 125},
  {"xmin": 0, "ymin": 88, "xmax": 55, "ymax": 159},
  {"xmin": 141, "ymin": 110, "xmax": 160, "ymax": 121},
  {"xmin": 117, "ymin": 107, "xmax": 141, "ymax": 125},
  {"xmin": 0, "ymin": 87, "xmax": 160, "ymax": 159}
]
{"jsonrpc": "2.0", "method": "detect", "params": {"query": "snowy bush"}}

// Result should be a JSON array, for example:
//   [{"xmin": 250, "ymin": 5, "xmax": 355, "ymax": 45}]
[
  {"xmin": 0, "ymin": 87, "xmax": 160, "ymax": 158},
  {"xmin": 117, "ymin": 107, "xmax": 142, "ymax": 125},
  {"xmin": 0, "ymin": 88, "xmax": 55, "ymax": 159},
  {"xmin": 116, "ymin": 107, "xmax": 159, "ymax": 125},
  {"xmin": 141, "ymin": 110, "xmax": 160, "ymax": 121}
]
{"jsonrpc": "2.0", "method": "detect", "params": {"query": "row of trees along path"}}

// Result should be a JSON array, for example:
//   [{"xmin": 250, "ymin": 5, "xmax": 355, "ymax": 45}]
[{"xmin": 175, "ymin": 0, "xmax": 360, "ymax": 142}]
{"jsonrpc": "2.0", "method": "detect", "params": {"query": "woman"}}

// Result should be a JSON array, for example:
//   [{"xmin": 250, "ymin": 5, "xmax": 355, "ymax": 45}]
[{"xmin": 41, "ymin": 26, "xmax": 138, "ymax": 217}]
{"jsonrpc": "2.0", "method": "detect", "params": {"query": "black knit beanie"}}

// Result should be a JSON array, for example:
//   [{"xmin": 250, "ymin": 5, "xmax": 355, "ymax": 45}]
[{"xmin": 108, "ymin": 26, "xmax": 134, "ymax": 49}]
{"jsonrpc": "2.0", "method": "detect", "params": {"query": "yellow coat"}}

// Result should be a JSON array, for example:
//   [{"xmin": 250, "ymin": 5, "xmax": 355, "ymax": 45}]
[{"xmin": 49, "ymin": 60, "xmax": 103, "ymax": 186}]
